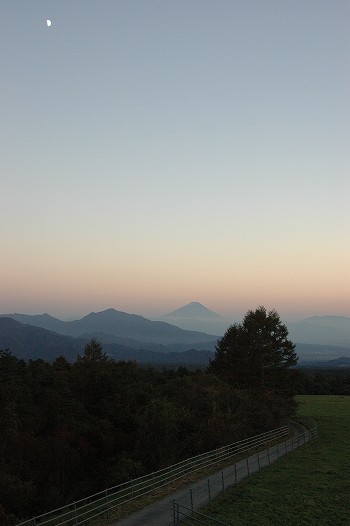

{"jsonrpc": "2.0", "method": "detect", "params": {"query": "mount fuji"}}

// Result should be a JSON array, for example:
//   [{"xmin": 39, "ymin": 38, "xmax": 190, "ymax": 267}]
[{"xmin": 159, "ymin": 302, "xmax": 230, "ymax": 335}]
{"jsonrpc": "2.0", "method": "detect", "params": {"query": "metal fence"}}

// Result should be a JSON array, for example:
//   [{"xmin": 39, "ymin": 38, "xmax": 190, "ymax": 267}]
[
  {"xmin": 16, "ymin": 425, "xmax": 290, "ymax": 526},
  {"xmin": 171, "ymin": 503, "xmax": 232, "ymax": 526},
  {"xmin": 171, "ymin": 419, "xmax": 318, "ymax": 525}
]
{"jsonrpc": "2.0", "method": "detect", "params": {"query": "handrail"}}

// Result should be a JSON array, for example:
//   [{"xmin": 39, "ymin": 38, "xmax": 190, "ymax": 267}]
[
  {"xmin": 171, "ymin": 419, "xmax": 318, "ymax": 525},
  {"xmin": 16, "ymin": 425, "xmax": 289, "ymax": 526},
  {"xmin": 172, "ymin": 502, "xmax": 232, "ymax": 526}
]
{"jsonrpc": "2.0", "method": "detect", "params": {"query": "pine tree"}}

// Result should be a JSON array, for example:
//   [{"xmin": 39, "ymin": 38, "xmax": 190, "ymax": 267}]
[
  {"xmin": 208, "ymin": 306, "xmax": 298, "ymax": 391},
  {"xmin": 77, "ymin": 338, "xmax": 109, "ymax": 364}
]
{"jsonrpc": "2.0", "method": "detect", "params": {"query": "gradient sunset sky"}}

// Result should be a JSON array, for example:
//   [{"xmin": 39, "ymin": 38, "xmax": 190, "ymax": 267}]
[{"xmin": 1, "ymin": 1, "xmax": 349, "ymax": 321}]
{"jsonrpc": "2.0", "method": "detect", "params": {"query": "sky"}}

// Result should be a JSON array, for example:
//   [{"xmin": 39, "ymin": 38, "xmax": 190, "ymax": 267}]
[{"xmin": 1, "ymin": 1, "xmax": 349, "ymax": 322}]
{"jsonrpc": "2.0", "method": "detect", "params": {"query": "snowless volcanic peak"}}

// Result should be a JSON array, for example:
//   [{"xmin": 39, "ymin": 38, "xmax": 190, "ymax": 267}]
[{"xmin": 164, "ymin": 302, "xmax": 223, "ymax": 319}]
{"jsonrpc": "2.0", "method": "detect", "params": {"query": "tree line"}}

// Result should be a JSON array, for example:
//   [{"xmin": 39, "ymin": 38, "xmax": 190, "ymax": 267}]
[
  {"xmin": 2, "ymin": 307, "xmax": 339, "ymax": 525},
  {"xmin": 297, "ymin": 368, "xmax": 350, "ymax": 395}
]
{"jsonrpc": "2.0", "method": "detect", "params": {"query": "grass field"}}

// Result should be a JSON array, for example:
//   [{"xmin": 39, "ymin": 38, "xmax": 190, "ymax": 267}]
[{"xmin": 201, "ymin": 395, "xmax": 350, "ymax": 526}]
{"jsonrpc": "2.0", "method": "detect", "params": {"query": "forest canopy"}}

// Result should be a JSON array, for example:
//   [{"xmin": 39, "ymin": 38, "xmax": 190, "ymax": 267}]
[{"xmin": 1, "ymin": 308, "xmax": 347, "ymax": 524}]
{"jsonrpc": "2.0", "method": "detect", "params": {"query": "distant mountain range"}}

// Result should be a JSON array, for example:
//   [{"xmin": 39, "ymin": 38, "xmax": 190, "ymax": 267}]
[
  {"xmin": 0, "ymin": 308, "xmax": 218, "ymax": 363},
  {"xmin": 0, "ymin": 316, "xmax": 215, "ymax": 366},
  {"xmin": 0, "ymin": 317, "xmax": 84, "ymax": 361},
  {"xmin": 0, "ymin": 308, "xmax": 218, "ymax": 345},
  {"xmin": 288, "ymin": 316, "xmax": 350, "ymax": 346},
  {"xmin": 159, "ymin": 304, "xmax": 350, "ymax": 348},
  {"xmin": 326, "ymin": 356, "xmax": 350, "ymax": 367},
  {"xmin": 294, "ymin": 343, "xmax": 350, "ymax": 364},
  {"xmin": 1, "ymin": 306, "xmax": 349, "ymax": 366}
]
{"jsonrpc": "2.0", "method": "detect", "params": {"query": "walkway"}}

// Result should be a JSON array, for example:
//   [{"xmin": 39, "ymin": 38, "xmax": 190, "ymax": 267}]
[{"xmin": 113, "ymin": 422, "xmax": 310, "ymax": 526}]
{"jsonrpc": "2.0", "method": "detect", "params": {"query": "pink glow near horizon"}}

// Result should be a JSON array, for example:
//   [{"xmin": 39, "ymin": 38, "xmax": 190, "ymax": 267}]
[{"xmin": 2, "ymin": 2, "xmax": 349, "ymax": 322}]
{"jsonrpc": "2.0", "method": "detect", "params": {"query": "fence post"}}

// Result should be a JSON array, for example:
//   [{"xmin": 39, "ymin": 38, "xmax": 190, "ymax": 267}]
[
  {"xmin": 267, "ymin": 448, "xmax": 271, "ymax": 466},
  {"xmin": 277, "ymin": 444, "xmax": 280, "ymax": 459},
  {"xmin": 33, "ymin": 518, "xmax": 37, "ymax": 526},
  {"xmin": 74, "ymin": 501, "xmax": 78, "ymax": 525},
  {"xmin": 105, "ymin": 488, "xmax": 110, "ymax": 518},
  {"xmin": 190, "ymin": 488, "xmax": 194, "ymax": 514},
  {"xmin": 246, "ymin": 457, "xmax": 250, "ymax": 476},
  {"xmin": 234, "ymin": 463, "xmax": 237, "ymax": 484},
  {"xmin": 208, "ymin": 479, "xmax": 211, "ymax": 501},
  {"xmin": 221, "ymin": 470, "xmax": 225, "ymax": 491},
  {"xmin": 257, "ymin": 452, "xmax": 261, "ymax": 471},
  {"xmin": 172, "ymin": 499, "xmax": 176, "ymax": 525},
  {"xmin": 285, "ymin": 441, "xmax": 287, "ymax": 455}
]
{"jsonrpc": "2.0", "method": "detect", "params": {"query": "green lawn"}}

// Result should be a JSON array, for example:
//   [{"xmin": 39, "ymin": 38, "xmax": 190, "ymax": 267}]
[{"xmin": 202, "ymin": 395, "xmax": 350, "ymax": 526}]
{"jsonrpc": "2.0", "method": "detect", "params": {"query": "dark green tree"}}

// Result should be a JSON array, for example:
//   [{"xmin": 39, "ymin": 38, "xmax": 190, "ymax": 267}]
[
  {"xmin": 208, "ymin": 306, "xmax": 298, "ymax": 391},
  {"xmin": 76, "ymin": 338, "xmax": 109, "ymax": 364},
  {"xmin": 74, "ymin": 339, "xmax": 113, "ymax": 418}
]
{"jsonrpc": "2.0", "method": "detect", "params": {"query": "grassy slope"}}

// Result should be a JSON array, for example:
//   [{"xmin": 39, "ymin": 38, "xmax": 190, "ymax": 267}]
[{"xmin": 202, "ymin": 396, "xmax": 350, "ymax": 526}]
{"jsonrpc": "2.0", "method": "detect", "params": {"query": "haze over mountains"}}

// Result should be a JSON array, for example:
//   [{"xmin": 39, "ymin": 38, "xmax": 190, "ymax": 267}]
[
  {"xmin": 1, "ymin": 303, "xmax": 350, "ymax": 365},
  {"xmin": 0, "ymin": 307, "xmax": 219, "ymax": 365},
  {"xmin": 0, "ymin": 317, "xmax": 83, "ymax": 362},
  {"xmin": 159, "ymin": 301, "xmax": 230, "ymax": 335},
  {"xmin": 1, "ymin": 308, "xmax": 218, "ymax": 344},
  {"xmin": 288, "ymin": 316, "xmax": 350, "ymax": 346},
  {"xmin": 159, "ymin": 303, "xmax": 350, "ymax": 346}
]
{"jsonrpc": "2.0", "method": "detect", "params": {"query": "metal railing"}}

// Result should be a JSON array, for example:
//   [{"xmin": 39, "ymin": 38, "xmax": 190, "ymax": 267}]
[
  {"xmin": 16, "ymin": 425, "xmax": 289, "ymax": 526},
  {"xmin": 171, "ymin": 419, "xmax": 318, "ymax": 525},
  {"xmin": 171, "ymin": 503, "xmax": 232, "ymax": 526}
]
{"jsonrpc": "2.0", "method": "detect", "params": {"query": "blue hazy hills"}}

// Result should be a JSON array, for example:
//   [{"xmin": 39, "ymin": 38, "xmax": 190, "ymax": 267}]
[{"xmin": 1, "ymin": 304, "xmax": 350, "ymax": 365}]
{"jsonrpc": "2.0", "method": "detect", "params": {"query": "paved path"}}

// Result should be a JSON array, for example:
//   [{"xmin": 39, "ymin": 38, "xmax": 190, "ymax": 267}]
[{"xmin": 113, "ymin": 423, "xmax": 311, "ymax": 526}]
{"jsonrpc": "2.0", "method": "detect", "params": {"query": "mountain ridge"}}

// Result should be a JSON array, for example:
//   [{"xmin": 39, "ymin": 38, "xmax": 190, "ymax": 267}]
[
  {"xmin": 0, "ymin": 317, "xmax": 85, "ymax": 361},
  {"xmin": 0, "ymin": 317, "xmax": 217, "ymax": 364},
  {"xmin": 0, "ymin": 308, "xmax": 218, "ymax": 345},
  {"xmin": 1, "ymin": 308, "xmax": 350, "ymax": 353},
  {"xmin": 1, "ymin": 316, "xmax": 350, "ymax": 365},
  {"xmin": 163, "ymin": 302, "xmax": 223, "ymax": 320}
]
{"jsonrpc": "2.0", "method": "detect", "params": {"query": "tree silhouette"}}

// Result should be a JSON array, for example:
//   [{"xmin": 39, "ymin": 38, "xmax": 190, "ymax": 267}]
[
  {"xmin": 76, "ymin": 338, "xmax": 109, "ymax": 364},
  {"xmin": 208, "ymin": 306, "xmax": 298, "ymax": 391}
]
